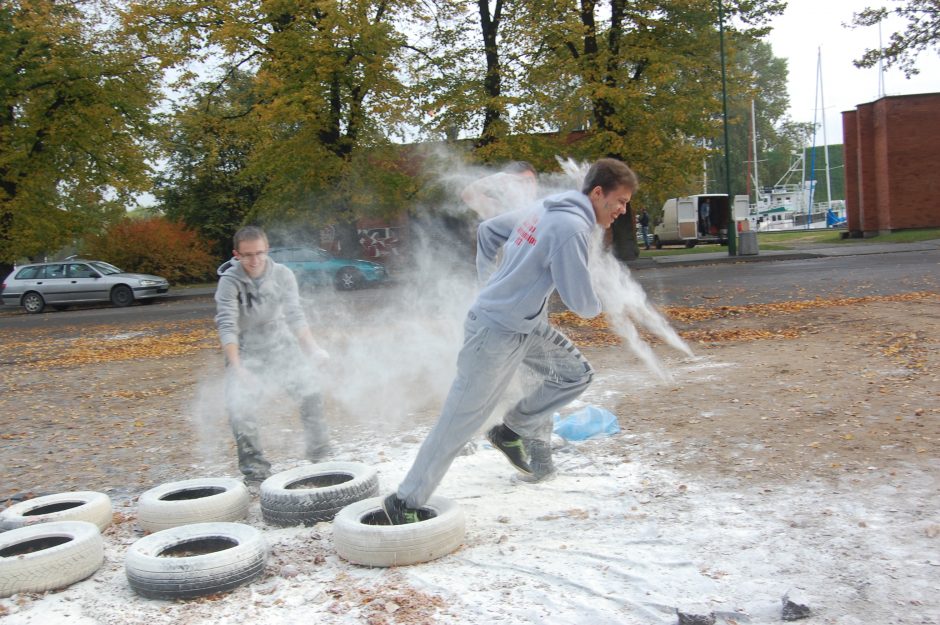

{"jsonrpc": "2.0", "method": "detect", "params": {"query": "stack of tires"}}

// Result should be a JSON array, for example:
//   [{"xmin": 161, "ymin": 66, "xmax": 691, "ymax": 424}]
[
  {"xmin": 0, "ymin": 492, "xmax": 112, "ymax": 598},
  {"xmin": 0, "ymin": 462, "xmax": 466, "ymax": 601},
  {"xmin": 126, "ymin": 476, "xmax": 262, "ymax": 600}
]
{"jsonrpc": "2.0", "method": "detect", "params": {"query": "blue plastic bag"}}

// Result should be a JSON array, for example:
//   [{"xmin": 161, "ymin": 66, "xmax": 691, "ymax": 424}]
[{"xmin": 552, "ymin": 405, "xmax": 620, "ymax": 441}]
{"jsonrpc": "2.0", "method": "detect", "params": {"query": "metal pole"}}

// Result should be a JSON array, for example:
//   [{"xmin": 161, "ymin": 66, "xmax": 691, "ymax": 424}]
[
  {"xmin": 718, "ymin": 0, "xmax": 736, "ymax": 255},
  {"xmin": 751, "ymin": 99, "xmax": 760, "ymax": 207}
]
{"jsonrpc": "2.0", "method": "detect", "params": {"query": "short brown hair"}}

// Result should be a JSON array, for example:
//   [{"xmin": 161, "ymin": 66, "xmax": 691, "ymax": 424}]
[
  {"xmin": 503, "ymin": 161, "xmax": 537, "ymax": 176},
  {"xmin": 233, "ymin": 226, "xmax": 268, "ymax": 250},
  {"xmin": 581, "ymin": 158, "xmax": 638, "ymax": 195}
]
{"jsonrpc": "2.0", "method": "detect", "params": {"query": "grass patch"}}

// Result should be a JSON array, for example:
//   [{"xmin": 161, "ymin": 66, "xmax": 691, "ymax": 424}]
[
  {"xmin": 756, "ymin": 230, "xmax": 843, "ymax": 246},
  {"xmin": 757, "ymin": 227, "xmax": 940, "ymax": 247},
  {"xmin": 639, "ymin": 244, "xmax": 726, "ymax": 257},
  {"xmin": 858, "ymin": 228, "xmax": 940, "ymax": 243},
  {"xmin": 643, "ymin": 227, "xmax": 940, "ymax": 256}
]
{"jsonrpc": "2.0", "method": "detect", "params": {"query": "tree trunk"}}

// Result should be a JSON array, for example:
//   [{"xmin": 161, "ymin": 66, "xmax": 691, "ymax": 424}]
[
  {"xmin": 476, "ymin": 0, "xmax": 504, "ymax": 149},
  {"xmin": 610, "ymin": 204, "xmax": 638, "ymax": 261}
]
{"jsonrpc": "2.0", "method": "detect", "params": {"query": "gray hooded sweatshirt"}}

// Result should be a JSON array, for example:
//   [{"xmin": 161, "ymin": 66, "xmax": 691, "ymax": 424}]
[
  {"xmin": 214, "ymin": 257, "xmax": 307, "ymax": 352},
  {"xmin": 471, "ymin": 189, "xmax": 602, "ymax": 334}
]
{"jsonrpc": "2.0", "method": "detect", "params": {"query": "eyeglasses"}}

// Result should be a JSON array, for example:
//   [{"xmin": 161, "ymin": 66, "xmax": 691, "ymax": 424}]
[{"xmin": 237, "ymin": 250, "xmax": 268, "ymax": 260}]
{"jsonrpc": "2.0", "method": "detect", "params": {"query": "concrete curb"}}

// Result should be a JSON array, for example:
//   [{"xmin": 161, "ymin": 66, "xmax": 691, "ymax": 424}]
[
  {"xmin": 626, "ymin": 251, "xmax": 822, "ymax": 270},
  {"xmin": 164, "ymin": 288, "xmax": 217, "ymax": 302}
]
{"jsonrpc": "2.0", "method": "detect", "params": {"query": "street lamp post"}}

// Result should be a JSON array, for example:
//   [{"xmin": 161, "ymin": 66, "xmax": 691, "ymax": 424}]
[{"xmin": 718, "ymin": 0, "xmax": 737, "ymax": 256}]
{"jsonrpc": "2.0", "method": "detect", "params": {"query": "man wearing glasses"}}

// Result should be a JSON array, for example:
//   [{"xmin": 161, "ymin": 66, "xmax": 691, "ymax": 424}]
[{"xmin": 215, "ymin": 226, "xmax": 331, "ymax": 484}]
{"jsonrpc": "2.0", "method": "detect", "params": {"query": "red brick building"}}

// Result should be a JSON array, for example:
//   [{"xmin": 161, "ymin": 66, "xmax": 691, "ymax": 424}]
[{"xmin": 842, "ymin": 92, "xmax": 940, "ymax": 236}]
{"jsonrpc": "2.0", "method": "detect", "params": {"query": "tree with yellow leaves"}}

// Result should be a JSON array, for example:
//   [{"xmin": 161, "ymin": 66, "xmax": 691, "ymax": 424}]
[{"xmin": 0, "ymin": 0, "xmax": 161, "ymax": 265}]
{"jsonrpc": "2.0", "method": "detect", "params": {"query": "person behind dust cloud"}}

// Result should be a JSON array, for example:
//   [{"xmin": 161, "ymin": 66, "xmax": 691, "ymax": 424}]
[
  {"xmin": 382, "ymin": 157, "xmax": 638, "ymax": 524},
  {"xmin": 214, "ymin": 226, "xmax": 332, "ymax": 484},
  {"xmin": 460, "ymin": 160, "xmax": 538, "ymax": 221}
]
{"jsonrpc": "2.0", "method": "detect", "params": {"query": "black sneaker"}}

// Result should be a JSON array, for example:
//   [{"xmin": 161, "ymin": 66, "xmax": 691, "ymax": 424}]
[
  {"xmin": 382, "ymin": 493, "xmax": 421, "ymax": 525},
  {"xmin": 515, "ymin": 438, "xmax": 557, "ymax": 483},
  {"xmin": 486, "ymin": 424, "xmax": 533, "ymax": 475},
  {"xmin": 243, "ymin": 472, "xmax": 270, "ymax": 495},
  {"xmin": 242, "ymin": 470, "xmax": 271, "ymax": 486},
  {"xmin": 306, "ymin": 444, "xmax": 333, "ymax": 463}
]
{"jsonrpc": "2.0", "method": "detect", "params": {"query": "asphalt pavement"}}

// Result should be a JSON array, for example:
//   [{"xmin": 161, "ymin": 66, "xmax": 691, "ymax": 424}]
[
  {"xmin": 162, "ymin": 238, "xmax": 940, "ymax": 301},
  {"xmin": 2, "ymin": 238, "xmax": 938, "ymax": 316}
]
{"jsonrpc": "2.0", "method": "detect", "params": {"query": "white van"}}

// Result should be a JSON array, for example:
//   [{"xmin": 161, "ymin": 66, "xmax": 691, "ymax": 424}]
[{"xmin": 652, "ymin": 193, "xmax": 749, "ymax": 248}]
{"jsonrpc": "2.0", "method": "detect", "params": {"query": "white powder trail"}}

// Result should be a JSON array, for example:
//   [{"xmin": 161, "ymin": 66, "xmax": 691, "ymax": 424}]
[{"xmin": 557, "ymin": 156, "xmax": 694, "ymax": 381}]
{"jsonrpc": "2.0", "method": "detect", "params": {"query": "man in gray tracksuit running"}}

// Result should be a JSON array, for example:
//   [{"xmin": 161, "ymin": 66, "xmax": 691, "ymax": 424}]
[
  {"xmin": 215, "ymin": 226, "xmax": 331, "ymax": 483},
  {"xmin": 384, "ymin": 158, "xmax": 638, "ymax": 524}
]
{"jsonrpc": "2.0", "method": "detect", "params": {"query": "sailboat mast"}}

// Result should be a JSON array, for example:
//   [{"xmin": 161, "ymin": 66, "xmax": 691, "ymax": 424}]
[{"xmin": 820, "ymin": 50, "xmax": 832, "ymax": 209}]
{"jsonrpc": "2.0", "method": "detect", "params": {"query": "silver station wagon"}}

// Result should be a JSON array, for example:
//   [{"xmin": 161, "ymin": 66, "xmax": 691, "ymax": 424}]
[{"xmin": 1, "ymin": 260, "xmax": 169, "ymax": 313}]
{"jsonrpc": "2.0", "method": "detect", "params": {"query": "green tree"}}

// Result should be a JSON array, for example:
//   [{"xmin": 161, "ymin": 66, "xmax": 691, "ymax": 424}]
[
  {"xmin": 705, "ymin": 38, "xmax": 808, "ymax": 203},
  {"xmin": 851, "ymin": 0, "xmax": 940, "ymax": 77},
  {"xmin": 158, "ymin": 70, "xmax": 260, "ymax": 260},
  {"xmin": 516, "ymin": 0, "xmax": 784, "ymax": 207},
  {"xmin": 124, "ymin": 0, "xmax": 419, "ymax": 247},
  {"xmin": 0, "ymin": 0, "xmax": 159, "ymax": 264}
]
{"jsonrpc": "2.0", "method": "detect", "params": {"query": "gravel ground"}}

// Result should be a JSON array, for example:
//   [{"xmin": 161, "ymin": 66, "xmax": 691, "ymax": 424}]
[{"xmin": 0, "ymin": 291, "xmax": 938, "ymax": 624}]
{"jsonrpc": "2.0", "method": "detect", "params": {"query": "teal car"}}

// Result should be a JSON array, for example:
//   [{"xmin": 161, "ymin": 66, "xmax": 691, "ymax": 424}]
[{"xmin": 268, "ymin": 247, "xmax": 388, "ymax": 290}]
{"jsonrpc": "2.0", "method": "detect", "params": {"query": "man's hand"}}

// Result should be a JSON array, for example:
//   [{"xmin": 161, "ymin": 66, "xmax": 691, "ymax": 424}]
[
  {"xmin": 310, "ymin": 345, "xmax": 330, "ymax": 364},
  {"xmin": 229, "ymin": 363, "xmax": 258, "ymax": 386}
]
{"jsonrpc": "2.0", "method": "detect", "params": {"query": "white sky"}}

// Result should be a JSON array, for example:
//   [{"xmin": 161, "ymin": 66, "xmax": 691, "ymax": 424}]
[{"xmin": 764, "ymin": 0, "xmax": 940, "ymax": 146}]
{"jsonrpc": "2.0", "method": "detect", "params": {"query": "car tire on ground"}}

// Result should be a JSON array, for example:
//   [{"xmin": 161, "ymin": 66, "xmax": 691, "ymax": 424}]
[
  {"xmin": 125, "ymin": 522, "xmax": 267, "ymax": 600},
  {"xmin": 110, "ymin": 284, "xmax": 134, "ymax": 307},
  {"xmin": 260, "ymin": 462, "xmax": 379, "ymax": 527},
  {"xmin": 653, "ymin": 236, "xmax": 663, "ymax": 250},
  {"xmin": 22, "ymin": 291, "xmax": 45, "ymax": 314},
  {"xmin": 0, "ymin": 491, "xmax": 113, "ymax": 532},
  {"xmin": 334, "ymin": 267, "xmax": 363, "ymax": 291},
  {"xmin": 137, "ymin": 478, "xmax": 250, "ymax": 533},
  {"xmin": 332, "ymin": 495, "xmax": 465, "ymax": 567},
  {"xmin": 0, "ymin": 521, "xmax": 104, "ymax": 598}
]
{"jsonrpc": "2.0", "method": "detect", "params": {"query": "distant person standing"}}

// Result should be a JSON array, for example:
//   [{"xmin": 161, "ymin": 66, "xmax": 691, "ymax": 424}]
[
  {"xmin": 382, "ymin": 158, "xmax": 638, "ymax": 525},
  {"xmin": 638, "ymin": 207, "xmax": 651, "ymax": 250},
  {"xmin": 699, "ymin": 199, "xmax": 711, "ymax": 236},
  {"xmin": 215, "ymin": 226, "xmax": 332, "ymax": 484}
]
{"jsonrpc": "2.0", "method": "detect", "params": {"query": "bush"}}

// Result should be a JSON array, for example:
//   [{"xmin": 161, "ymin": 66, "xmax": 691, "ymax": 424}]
[{"xmin": 83, "ymin": 218, "xmax": 218, "ymax": 284}]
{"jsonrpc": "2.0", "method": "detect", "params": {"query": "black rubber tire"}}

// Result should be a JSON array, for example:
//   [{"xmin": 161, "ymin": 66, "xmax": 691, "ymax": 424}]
[
  {"xmin": 110, "ymin": 284, "xmax": 134, "ymax": 307},
  {"xmin": 0, "ymin": 491, "xmax": 112, "ymax": 532},
  {"xmin": 333, "ymin": 495, "xmax": 465, "ymax": 567},
  {"xmin": 685, "ymin": 240, "xmax": 697, "ymax": 248},
  {"xmin": 653, "ymin": 236, "xmax": 663, "ymax": 250},
  {"xmin": 137, "ymin": 478, "xmax": 250, "ymax": 533},
  {"xmin": 22, "ymin": 291, "xmax": 45, "ymax": 314},
  {"xmin": 0, "ymin": 521, "xmax": 104, "ymax": 598},
  {"xmin": 124, "ymin": 522, "xmax": 267, "ymax": 600},
  {"xmin": 334, "ymin": 267, "xmax": 363, "ymax": 291},
  {"xmin": 260, "ymin": 462, "xmax": 379, "ymax": 527}
]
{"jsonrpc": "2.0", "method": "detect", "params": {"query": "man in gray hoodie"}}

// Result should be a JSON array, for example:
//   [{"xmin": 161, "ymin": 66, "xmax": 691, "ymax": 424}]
[
  {"xmin": 215, "ymin": 226, "xmax": 331, "ymax": 483},
  {"xmin": 384, "ymin": 158, "xmax": 637, "ymax": 524}
]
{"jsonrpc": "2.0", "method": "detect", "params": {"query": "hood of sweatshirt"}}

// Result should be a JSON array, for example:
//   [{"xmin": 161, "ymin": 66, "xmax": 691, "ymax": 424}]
[{"xmin": 542, "ymin": 190, "xmax": 597, "ymax": 229}]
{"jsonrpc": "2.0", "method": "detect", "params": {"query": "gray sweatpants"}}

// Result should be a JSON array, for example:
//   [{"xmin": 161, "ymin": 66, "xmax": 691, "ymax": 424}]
[
  {"xmin": 397, "ymin": 311, "xmax": 594, "ymax": 507},
  {"xmin": 225, "ymin": 338, "xmax": 329, "ymax": 479}
]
